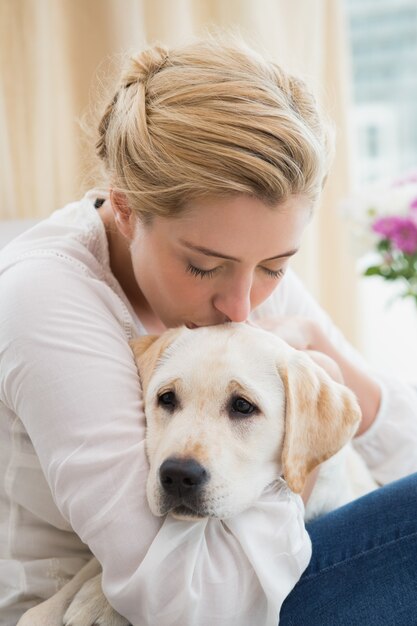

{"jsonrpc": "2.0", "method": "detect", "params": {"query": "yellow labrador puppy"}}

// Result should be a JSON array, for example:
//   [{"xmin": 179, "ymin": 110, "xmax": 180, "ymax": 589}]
[{"xmin": 18, "ymin": 323, "xmax": 374, "ymax": 626}]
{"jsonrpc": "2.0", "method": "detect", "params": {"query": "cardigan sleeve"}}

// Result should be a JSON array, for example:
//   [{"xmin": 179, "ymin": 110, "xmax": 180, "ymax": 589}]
[{"xmin": 352, "ymin": 375, "xmax": 417, "ymax": 484}]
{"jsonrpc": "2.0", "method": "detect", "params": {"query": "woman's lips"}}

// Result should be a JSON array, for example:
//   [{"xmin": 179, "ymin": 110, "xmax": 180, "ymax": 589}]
[{"xmin": 185, "ymin": 320, "xmax": 230, "ymax": 329}]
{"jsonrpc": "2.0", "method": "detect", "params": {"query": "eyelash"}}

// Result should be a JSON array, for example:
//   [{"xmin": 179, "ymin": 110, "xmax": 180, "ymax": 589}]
[
  {"xmin": 186, "ymin": 264, "xmax": 219, "ymax": 279},
  {"xmin": 262, "ymin": 267, "xmax": 285, "ymax": 279},
  {"xmin": 186, "ymin": 264, "xmax": 285, "ymax": 280}
]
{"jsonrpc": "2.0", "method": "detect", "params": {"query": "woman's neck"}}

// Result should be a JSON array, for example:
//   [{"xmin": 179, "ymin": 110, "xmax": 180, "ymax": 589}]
[{"xmin": 98, "ymin": 203, "xmax": 166, "ymax": 334}]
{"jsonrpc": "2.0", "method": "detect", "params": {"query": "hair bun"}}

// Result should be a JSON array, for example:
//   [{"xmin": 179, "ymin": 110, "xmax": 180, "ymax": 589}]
[
  {"xmin": 96, "ymin": 36, "xmax": 331, "ymax": 220},
  {"xmin": 122, "ymin": 44, "xmax": 170, "ymax": 88}
]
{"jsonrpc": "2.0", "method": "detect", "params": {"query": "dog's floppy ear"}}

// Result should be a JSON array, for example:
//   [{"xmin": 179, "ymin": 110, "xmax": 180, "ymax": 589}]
[
  {"xmin": 129, "ymin": 328, "xmax": 182, "ymax": 392},
  {"xmin": 277, "ymin": 352, "xmax": 361, "ymax": 494}
]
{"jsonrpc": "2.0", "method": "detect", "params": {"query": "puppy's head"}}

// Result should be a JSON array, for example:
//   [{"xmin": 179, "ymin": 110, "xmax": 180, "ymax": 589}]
[{"xmin": 130, "ymin": 324, "xmax": 361, "ymax": 520}]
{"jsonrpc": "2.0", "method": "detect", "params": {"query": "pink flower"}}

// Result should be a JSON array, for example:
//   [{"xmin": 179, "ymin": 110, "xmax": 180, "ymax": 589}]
[
  {"xmin": 372, "ymin": 216, "xmax": 417, "ymax": 254},
  {"xmin": 373, "ymin": 216, "xmax": 402, "ymax": 238}
]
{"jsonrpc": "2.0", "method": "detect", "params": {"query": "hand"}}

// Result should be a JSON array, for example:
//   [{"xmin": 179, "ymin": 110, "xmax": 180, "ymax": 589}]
[
  {"xmin": 252, "ymin": 316, "xmax": 316, "ymax": 351},
  {"xmin": 305, "ymin": 349, "xmax": 344, "ymax": 384},
  {"xmin": 252, "ymin": 317, "xmax": 344, "ymax": 383}
]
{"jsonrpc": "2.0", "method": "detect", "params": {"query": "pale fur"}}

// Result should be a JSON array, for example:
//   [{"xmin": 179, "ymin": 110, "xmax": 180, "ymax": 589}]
[{"xmin": 19, "ymin": 323, "xmax": 376, "ymax": 625}]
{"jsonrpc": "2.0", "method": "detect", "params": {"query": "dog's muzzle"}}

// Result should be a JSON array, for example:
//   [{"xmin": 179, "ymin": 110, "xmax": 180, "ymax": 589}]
[{"xmin": 159, "ymin": 457, "xmax": 210, "ymax": 516}]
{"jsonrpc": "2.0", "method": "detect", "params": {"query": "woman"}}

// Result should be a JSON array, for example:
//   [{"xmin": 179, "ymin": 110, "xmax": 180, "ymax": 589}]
[{"xmin": 1, "ymin": 37, "xmax": 416, "ymax": 626}]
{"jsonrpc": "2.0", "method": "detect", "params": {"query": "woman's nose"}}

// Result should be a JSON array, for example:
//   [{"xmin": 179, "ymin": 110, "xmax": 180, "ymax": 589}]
[{"xmin": 212, "ymin": 281, "xmax": 252, "ymax": 323}]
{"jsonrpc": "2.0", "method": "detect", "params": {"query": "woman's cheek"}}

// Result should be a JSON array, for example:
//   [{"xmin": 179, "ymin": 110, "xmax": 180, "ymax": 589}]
[
  {"xmin": 252, "ymin": 280, "xmax": 279, "ymax": 308},
  {"xmin": 169, "ymin": 273, "xmax": 209, "ymax": 302}
]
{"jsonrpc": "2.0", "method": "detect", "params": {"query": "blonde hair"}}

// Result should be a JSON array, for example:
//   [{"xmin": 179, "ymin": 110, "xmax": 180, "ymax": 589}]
[{"xmin": 97, "ymin": 37, "xmax": 332, "ymax": 221}]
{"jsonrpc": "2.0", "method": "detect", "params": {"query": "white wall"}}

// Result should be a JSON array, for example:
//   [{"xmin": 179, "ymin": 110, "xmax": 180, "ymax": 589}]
[{"xmin": 357, "ymin": 277, "xmax": 417, "ymax": 384}]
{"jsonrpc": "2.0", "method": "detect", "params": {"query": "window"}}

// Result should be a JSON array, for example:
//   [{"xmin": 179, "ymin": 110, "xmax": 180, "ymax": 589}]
[
  {"xmin": 345, "ymin": 0, "xmax": 417, "ymax": 383},
  {"xmin": 346, "ymin": 0, "xmax": 417, "ymax": 184}
]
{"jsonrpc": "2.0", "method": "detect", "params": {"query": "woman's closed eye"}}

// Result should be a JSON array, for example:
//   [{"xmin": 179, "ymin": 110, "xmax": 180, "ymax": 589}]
[
  {"xmin": 262, "ymin": 267, "xmax": 285, "ymax": 279},
  {"xmin": 186, "ymin": 263, "xmax": 220, "ymax": 279},
  {"xmin": 186, "ymin": 263, "xmax": 285, "ymax": 280}
]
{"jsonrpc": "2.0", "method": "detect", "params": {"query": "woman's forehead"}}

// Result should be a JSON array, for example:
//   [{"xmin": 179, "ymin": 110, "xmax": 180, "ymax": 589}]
[{"xmin": 149, "ymin": 194, "xmax": 312, "ymax": 258}]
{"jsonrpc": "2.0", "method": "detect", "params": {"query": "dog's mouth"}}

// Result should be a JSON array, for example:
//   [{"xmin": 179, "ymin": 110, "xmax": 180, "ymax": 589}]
[
  {"xmin": 171, "ymin": 503, "xmax": 206, "ymax": 520},
  {"xmin": 161, "ymin": 494, "xmax": 208, "ymax": 519}
]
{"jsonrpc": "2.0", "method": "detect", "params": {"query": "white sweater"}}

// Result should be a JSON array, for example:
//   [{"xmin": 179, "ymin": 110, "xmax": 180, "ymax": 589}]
[{"xmin": 1, "ymin": 190, "xmax": 416, "ymax": 626}]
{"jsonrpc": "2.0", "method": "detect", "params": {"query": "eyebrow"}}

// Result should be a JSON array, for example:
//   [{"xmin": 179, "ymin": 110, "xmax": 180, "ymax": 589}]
[{"xmin": 179, "ymin": 238, "xmax": 298, "ymax": 262}]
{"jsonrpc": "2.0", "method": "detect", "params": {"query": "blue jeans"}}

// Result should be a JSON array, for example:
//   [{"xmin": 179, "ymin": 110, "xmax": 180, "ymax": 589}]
[{"xmin": 279, "ymin": 472, "xmax": 417, "ymax": 626}]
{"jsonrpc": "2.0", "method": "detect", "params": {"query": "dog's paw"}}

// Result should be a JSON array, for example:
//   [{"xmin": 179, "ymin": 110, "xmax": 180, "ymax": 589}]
[{"xmin": 63, "ymin": 574, "xmax": 130, "ymax": 626}]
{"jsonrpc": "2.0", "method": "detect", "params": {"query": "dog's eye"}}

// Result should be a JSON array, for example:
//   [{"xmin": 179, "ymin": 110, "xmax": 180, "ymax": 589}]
[
  {"xmin": 158, "ymin": 391, "xmax": 177, "ymax": 410},
  {"xmin": 231, "ymin": 396, "xmax": 257, "ymax": 416}
]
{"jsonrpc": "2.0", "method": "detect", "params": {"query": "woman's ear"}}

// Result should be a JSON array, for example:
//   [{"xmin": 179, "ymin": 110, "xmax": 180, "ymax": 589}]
[{"xmin": 110, "ymin": 189, "xmax": 136, "ymax": 239}]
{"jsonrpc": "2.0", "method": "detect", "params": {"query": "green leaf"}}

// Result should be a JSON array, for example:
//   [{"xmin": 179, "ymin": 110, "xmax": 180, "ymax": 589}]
[
  {"xmin": 377, "ymin": 239, "xmax": 391, "ymax": 252},
  {"xmin": 364, "ymin": 266, "xmax": 383, "ymax": 276}
]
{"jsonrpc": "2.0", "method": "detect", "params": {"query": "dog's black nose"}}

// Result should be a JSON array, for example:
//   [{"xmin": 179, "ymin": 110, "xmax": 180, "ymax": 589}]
[{"xmin": 159, "ymin": 458, "xmax": 208, "ymax": 497}]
